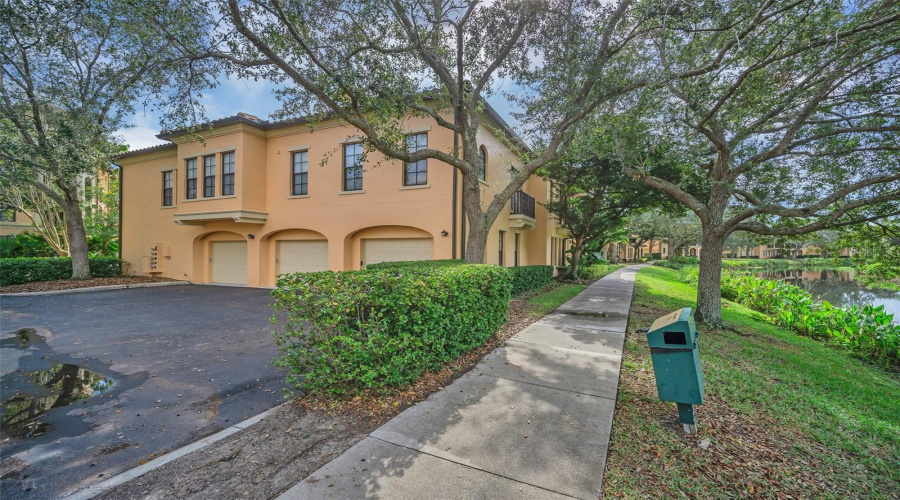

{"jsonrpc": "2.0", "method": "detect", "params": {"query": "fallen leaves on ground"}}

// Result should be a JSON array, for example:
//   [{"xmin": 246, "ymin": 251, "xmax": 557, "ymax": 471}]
[{"xmin": 603, "ymin": 299, "xmax": 846, "ymax": 499}]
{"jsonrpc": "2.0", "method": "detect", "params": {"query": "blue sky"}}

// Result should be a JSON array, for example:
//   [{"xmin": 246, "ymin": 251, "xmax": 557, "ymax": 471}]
[{"xmin": 118, "ymin": 74, "xmax": 522, "ymax": 151}]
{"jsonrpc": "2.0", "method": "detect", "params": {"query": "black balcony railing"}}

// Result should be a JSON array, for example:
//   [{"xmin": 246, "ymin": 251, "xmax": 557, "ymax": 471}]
[{"xmin": 511, "ymin": 191, "xmax": 535, "ymax": 219}]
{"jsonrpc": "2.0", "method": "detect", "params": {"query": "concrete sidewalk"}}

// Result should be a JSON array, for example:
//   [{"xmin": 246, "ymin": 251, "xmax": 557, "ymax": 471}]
[{"xmin": 280, "ymin": 265, "xmax": 642, "ymax": 500}]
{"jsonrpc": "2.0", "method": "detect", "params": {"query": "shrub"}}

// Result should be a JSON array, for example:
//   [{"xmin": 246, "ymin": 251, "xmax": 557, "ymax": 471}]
[
  {"xmin": 365, "ymin": 259, "xmax": 464, "ymax": 270},
  {"xmin": 270, "ymin": 265, "xmax": 511, "ymax": 394},
  {"xmin": 578, "ymin": 264, "xmax": 616, "ymax": 280},
  {"xmin": 0, "ymin": 257, "xmax": 121, "ymax": 285},
  {"xmin": 650, "ymin": 252, "xmax": 662, "ymax": 260},
  {"xmin": 0, "ymin": 233, "xmax": 57, "ymax": 258},
  {"xmin": 718, "ymin": 273, "xmax": 899, "ymax": 364},
  {"xmin": 507, "ymin": 265, "xmax": 553, "ymax": 295},
  {"xmin": 677, "ymin": 266, "xmax": 700, "ymax": 284},
  {"xmin": 365, "ymin": 260, "xmax": 552, "ymax": 295}
]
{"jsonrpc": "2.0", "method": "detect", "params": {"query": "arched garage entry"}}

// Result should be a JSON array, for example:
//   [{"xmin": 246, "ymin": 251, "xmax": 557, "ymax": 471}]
[
  {"xmin": 346, "ymin": 225, "xmax": 434, "ymax": 270},
  {"xmin": 259, "ymin": 229, "xmax": 329, "ymax": 286},
  {"xmin": 193, "ymin": 231, "xmax": 248, "ymax": 285}
]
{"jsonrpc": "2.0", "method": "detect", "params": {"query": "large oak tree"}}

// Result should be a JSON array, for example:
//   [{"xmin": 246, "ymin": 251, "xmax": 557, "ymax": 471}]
[
  {"xmin": 149, "ymin": 0, "xmax": 665, "ymax": 262},
  {"xmin": 618, "ymin": 0, "xmax": 900, "ymax": 324},
  {"xmin": 0, "ymin": 0, "xmax": 195, "ymax": 278}
]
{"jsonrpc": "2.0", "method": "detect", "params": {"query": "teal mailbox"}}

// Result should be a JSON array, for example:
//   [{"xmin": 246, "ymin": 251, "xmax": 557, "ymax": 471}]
[{"xmin": 646, "ymin": 307, "xmax": 704, "ymax": 433}]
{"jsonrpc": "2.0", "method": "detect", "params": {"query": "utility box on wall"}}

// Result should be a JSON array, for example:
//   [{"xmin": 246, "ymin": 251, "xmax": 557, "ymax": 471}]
[{"xmin": 646, "ymin": 307, "xmax": 704, "ymax": 433}]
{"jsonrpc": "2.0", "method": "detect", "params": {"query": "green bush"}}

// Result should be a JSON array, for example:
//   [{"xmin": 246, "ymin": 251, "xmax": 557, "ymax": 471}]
[
  {"xmin": 654, "ymin": 256, "xmax": 700, "ymax": 270},
  {"xmin": 0, "ymin": 257, "xmax": 122, "ymax": 285},
  {"xmin": 0, "ymin": 233, "xmax": 57, "ymax": 258},
  {"xmin": 365, "ymin": 259, "xmax": 465, "ymax": 270},
  {"xmin": 578, "ymin": 264, "xmax": 618, "ymax": 280},
  {"xmin": 270, "ymin": 265, "xmax": 511, "ymax": 394},
  {"xmin": 717, "ymin": 273, "xmax": 899, "ymax": 364},
  {"xmin": 365, "ymin": 260, "xmax": 552, "ymax": 295},
  {"xmin": 507, "ymin": 265, "xmax": 553, "ymax": 295}
]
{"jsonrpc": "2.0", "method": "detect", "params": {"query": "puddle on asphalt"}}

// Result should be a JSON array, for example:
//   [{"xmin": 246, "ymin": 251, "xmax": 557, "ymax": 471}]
[{"xmin": 1, "ymin": 329, "xmax": 115, "ymax": 439}]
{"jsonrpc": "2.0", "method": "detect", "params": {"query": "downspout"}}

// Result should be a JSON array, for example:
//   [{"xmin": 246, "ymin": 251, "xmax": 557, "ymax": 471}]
[
  {"xmin": 451, "ymin": 114, "xmax": 458, "ymax": 260},
  {"xmin": 115, "ymin": 163, "xmax": 123, "ymax": 268}
]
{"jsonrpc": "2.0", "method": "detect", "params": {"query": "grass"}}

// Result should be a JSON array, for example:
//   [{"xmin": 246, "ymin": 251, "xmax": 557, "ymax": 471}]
[
  {"xmin": 604, "ymin": 266, "xmax": 900, "ymax": 499},
  {"xmin": 526, "ymin": 283, "xmax": 587, "ymax": 317}
]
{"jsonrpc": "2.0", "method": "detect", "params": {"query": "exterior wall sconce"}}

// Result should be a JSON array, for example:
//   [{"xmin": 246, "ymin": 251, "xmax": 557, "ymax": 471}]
[
  {"xmin": 441, "ymin": 230, "xmax": 449, "ymax": 237},
  {"xmin": 247, "ymin": 234, "xmax": 255, "ymax": 239}
]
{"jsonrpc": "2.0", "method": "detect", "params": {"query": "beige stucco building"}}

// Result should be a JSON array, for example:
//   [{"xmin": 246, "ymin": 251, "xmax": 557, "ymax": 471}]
[
  {"xmin": 0, "ymin": 209, "xmax": 33, "ymax": 237},
  {"xmin": 116, "ymin": 107, "xmax": 570, "ymax": 287}
]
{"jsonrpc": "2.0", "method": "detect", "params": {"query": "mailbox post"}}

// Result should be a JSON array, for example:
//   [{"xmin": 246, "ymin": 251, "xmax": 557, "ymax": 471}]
[{"xmin": 646, "ymin": 307, "xmax": 704, "ymax": 433}]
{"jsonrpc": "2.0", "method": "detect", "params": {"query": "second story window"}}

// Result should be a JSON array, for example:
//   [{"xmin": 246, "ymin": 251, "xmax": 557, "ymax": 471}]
[
  {"xmin": 222, "ymin": 152, "xmax": 235, "ymax": 196},
  {"xmin": 478, "ymin": 146, "xmax": 487, "ymax": 181},
  {"xmin": 343, "ymin": 143, "xmax": 363, "ymax": 191},
  {"xmin": 292, "ymin": 151, "xmax": 308, "ymax": 196},
  {"xmin": 162, "ymin": 171, "xmax": 173, "ymax": 207},
  {"xmin": 0, "ymin": 207, "xmax": 15, "ymax": 222},
  {"xmin": 186, "ymin": 158, "xmax": 197, "ymax": 199},
  {"xmin": 203, "ymin": 155, "xmax": 215, "ymax": 197},
  {"xmin": 405, "ymin": 133, "xmax": 427, "ymax": 186}
]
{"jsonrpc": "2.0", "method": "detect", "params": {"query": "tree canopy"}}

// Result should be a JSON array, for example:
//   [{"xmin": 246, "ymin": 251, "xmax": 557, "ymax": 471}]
[
  {"xmin": 145, "ymin": 0, "xmax": 665, "ymax": 262},
  {"xmin": 615, "ymin": 0, "xmax": 900, "ymax": 323},
  {"xmin": 0, "ymin": 0, "xmax": 191, "ymax": 277}
]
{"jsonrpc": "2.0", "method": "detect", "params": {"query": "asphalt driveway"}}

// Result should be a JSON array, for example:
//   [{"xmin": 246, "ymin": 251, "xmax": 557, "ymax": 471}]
[{"xmin": 0, "ymin": 285, "xmax": 285, "ymax": 499}]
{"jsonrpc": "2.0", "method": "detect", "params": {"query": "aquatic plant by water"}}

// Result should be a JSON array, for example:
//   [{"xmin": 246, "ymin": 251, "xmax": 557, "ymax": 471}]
[{"xmin": 676, "ymin": 267, "xmax": 899, "ymax": 364}]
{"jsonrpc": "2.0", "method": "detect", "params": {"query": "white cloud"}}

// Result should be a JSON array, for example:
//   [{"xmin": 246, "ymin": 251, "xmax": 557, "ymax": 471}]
[{"xmin": 116, "ymin": 126, "xmax": 168, "ymax": 151}]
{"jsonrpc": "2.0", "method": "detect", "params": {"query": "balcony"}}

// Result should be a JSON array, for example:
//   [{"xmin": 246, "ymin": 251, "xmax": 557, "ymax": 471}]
[
  {"xmin": 509, "ymin": 191, "xmax": 536, "ymax": 230},
  {"xmin": 174, "ymin": 209, "xmax": 267, "ymax": 226}
]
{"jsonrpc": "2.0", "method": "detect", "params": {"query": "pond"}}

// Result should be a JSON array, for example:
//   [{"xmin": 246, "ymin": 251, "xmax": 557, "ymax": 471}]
[{"xmin": 753, "ymin": 269, "xmax": 900, "ymax": 322}]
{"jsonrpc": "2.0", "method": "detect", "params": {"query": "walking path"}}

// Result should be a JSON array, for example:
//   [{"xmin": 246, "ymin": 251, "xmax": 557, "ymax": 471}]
[{"xmin": 280, "ymin": 265, "xmax": 643, "ymax": 499}]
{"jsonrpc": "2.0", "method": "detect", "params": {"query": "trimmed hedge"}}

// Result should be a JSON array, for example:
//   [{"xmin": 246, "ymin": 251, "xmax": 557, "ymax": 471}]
[
  {"xmin": 0, "ymin": 257, "xmax": 121, "ymax": 285},
  {"xmin": 365, "ymin": 259, "xmax": 464, "ymax": 270},
  {"xmin": 507, "ymin": 265, "xmax": 554, "ymax": 295},
  {"xmin": 270, "ymin": 265, "xmax": 511, "ymax": 394},
  {"xmin": 578, "ymin": 264, "xmax": 618, "ymax": 280},
  {"xmin": 365, "ymin": 259, "xmax": 552, "ymax": 295}
]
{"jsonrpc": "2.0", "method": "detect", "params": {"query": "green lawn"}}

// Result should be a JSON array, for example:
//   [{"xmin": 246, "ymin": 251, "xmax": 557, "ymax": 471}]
[
  {"xmin": 526, "ymin": 283, "xmax": 587, "ymax": 317},
  {"xmin": 604, "ymin": 266, "xmax": 900, "ymax": 498}
]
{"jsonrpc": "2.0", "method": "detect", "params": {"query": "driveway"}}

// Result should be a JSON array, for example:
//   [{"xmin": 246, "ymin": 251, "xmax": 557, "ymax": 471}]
[{"xmin": 0, "ymin": 285, "xmax": 285, "ymax": 499}]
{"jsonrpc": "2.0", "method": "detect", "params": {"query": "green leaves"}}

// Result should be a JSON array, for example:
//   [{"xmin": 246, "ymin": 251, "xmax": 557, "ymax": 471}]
[
  {"xmin": 717, "ymin": 272, "xmax": 900, "ymax": 365},
  {"xmin": 507, "ymin": 265, "xmax": 554, "ymax": 295},
  {"xmin": 0, "ymin": 257, "xmax": 121, "ymax": 285},
  {"xmin": 269, "ymin": 265, "xmax": 511, "ymax": 395}
]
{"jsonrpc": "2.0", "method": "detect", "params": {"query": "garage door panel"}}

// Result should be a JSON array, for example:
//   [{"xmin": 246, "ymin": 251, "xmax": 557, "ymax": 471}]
[
  {"xmin": 211, "ymin": 241, "xmax": 247, "ymax": 285},
  {"xmin": 363, "ymin": 238, "xmax": 433, "ymax": 267},
  {"xmin": 278, "ymin": 240, "xmax": 329, "ymax": 275}
]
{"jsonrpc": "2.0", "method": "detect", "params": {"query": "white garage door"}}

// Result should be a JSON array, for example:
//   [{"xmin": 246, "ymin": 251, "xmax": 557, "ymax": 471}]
[
  {"xmin": 211, "ymin": 241, "xmax": 247, "ymax": 285},
  {"xmin": 363, "ymin": 238, "xmax": 433, "ymax": 267},
  {"xmin": 278, "ymin": 240, "xmax": 329, "ymax": 276}
]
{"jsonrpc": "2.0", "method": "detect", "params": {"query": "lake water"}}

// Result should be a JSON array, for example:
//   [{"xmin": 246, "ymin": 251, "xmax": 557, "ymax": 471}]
[{"xmin": 753, "ymin": 269, "xmax": 900, "ymax": 322}]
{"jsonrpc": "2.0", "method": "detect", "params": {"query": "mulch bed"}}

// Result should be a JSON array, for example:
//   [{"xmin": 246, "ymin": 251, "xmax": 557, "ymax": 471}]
[
  {"xmin": 0, "ymin": 276, "xmax": 178, "ymax": 294},
  {"xmin": 97, "ymin": 294, "xmax": 551, "ymax": 499}
]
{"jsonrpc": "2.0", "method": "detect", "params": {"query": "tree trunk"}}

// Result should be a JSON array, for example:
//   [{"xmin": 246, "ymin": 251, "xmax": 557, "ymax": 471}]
[
  {"xmin": 461, "ymin": 173, "xmax": 489, "ymax": 264},
  {"xmin": 566, "ymin": 236, "xmax": 584, "ymax": 279},
  {"xmin": 695, "ymin": 228, "xmax": 726, "ymax": 325},
  {"xmin": 61, "ymin": 187, "xmax": 90, "ymax": 279},
  {"xmin": 667, "ymin": 236, "xmax": 675, "ymax": 261}
]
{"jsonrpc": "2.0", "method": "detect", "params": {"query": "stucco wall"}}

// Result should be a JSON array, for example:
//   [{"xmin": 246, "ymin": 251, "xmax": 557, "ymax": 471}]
[{"xmin": 120, "ymin": 115, "xmax": 467, "ymax": 286}]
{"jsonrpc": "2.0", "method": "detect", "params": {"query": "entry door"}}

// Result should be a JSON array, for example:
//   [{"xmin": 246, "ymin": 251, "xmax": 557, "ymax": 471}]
[
  {"xmin": 277, "ymin": 240, "xmax": 329, "ymax": 276},
  {"xmin": 363, "ymin": 238, "xmax": 433, "ymax": 267},
  {"xmin": 211, "ymin": 241, "xmax": 247, "ymax": 285}
]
